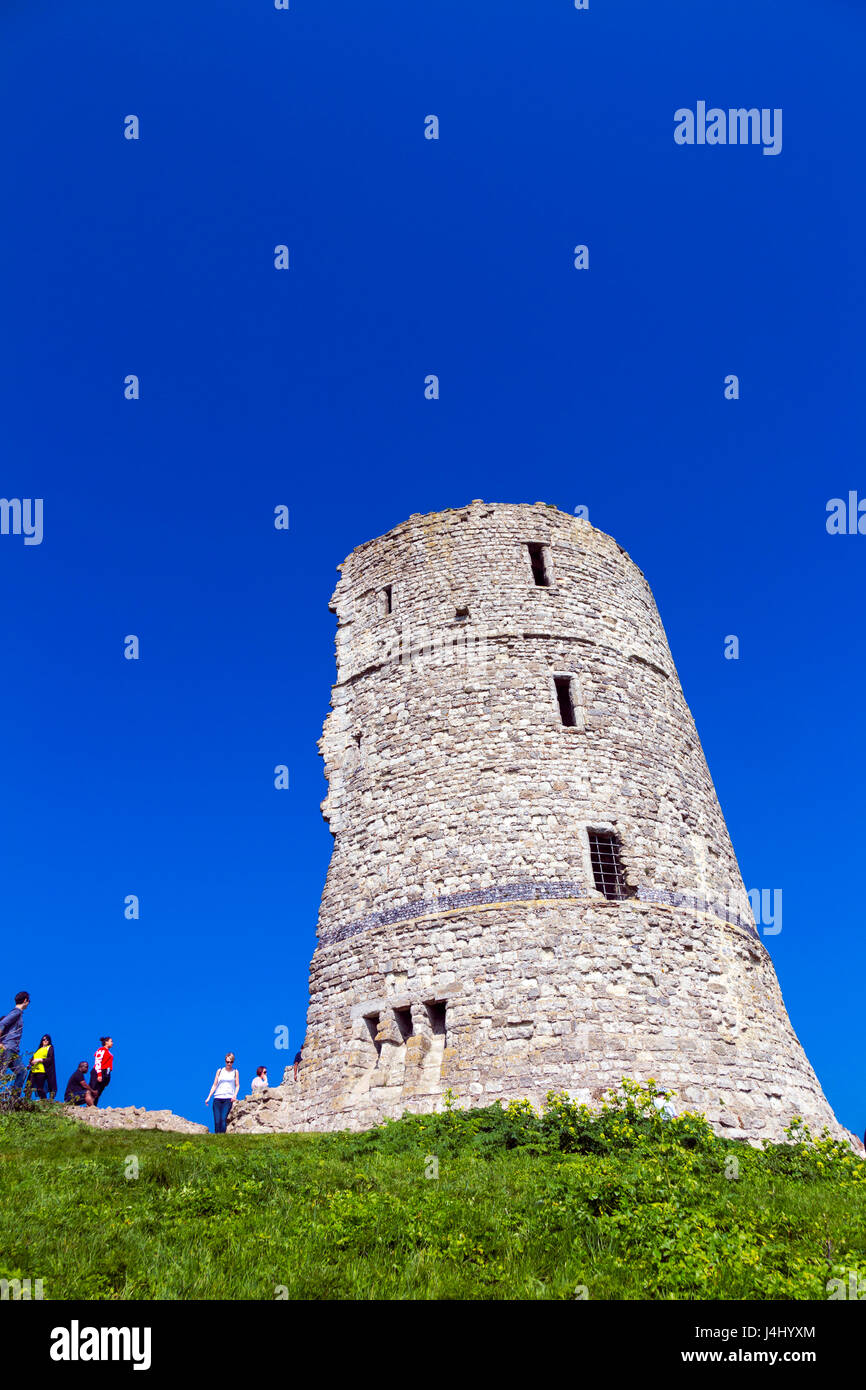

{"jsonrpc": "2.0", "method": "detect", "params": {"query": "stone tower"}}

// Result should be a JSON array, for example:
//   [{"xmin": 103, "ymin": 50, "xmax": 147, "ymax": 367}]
[{"xmin": 232, "ymin": 501, "xmax": 845, "ymax": 1143}]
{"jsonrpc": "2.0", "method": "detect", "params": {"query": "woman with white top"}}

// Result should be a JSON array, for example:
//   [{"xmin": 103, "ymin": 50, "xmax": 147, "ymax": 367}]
[
  {"xmin": 251, "ymin": 1065, "xmax": 269, "ymax": 1092},
  {"xmin": 205, "ymin": 1052, "xmax": 239, "ymax": 1133}
]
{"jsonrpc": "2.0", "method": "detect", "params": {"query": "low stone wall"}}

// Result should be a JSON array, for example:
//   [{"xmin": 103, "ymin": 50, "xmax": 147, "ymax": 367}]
[{"xmin": 65, "ymin": 1105, "xmax": 208, "ymax": 1134}]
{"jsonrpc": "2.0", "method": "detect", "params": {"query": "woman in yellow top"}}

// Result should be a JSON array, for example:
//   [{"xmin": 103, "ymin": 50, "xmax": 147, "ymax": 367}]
[{"xmin": 27, "ymin": 1033, "xmax": 57, "ymax": 1100}]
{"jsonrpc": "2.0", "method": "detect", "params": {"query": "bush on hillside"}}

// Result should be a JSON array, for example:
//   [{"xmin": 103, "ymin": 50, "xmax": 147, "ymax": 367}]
[
  {"xmin": 0, "ymin": 1052, "xmax": 40, "ymax": 1116},
  {"xmin": 340, "ymin": 1078, "xmax": 720, "ymax": 1161}
]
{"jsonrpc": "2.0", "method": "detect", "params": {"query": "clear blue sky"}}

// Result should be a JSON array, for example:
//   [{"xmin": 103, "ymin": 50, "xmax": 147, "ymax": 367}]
[{"xmin": 1, "ymin": 0, "xmax": 863, "ymax": 1135}]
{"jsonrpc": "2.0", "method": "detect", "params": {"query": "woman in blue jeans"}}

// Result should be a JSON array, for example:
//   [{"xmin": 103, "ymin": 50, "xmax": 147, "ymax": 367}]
[{"xmin": 205, "ymin": 1052, "xmax": 239, "ymax": 1133}]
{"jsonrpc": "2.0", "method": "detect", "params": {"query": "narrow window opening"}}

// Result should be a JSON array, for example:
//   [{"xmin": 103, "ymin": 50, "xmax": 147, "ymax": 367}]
[
  {"xmin": 381, "ymin": 584, "xmax": 393, "ymax": 615},
  {"xmin": 393, "ymin": 1006, "xmax": 413, "ymax": 1042},
  {"xmin": 588, "ymin": 830, "xmax": 632, "ymax": 901},
  {"xmin": 354, "ymin": 732, "xmax": 362, "ymax": 749},
  {"xmin": 455, "ymin": 606, "xmax": 469, "ymax": 621},
  {"xmin": 527, "ymin": 543, "xmax": 549, "ymax": 587},
  {"xmin": 425, "ymin": 1000, "xmax": 447, "ymax": 1037},
  {"xmin": 363, "ymin": 1013, "xmax": 381, "ymax": 1058},
  {"xmin": 554, "ymin": 675, "xmax": 577, "ymax": 727}
]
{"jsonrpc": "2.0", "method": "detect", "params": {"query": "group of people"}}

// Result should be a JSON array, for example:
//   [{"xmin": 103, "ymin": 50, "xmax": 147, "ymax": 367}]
[
  {"xmin": 2, "ymin": 990, "xmax": 303, "ymax": 1132},
  {"xmin": 204, "ymin": 1049, "xmax": 302, "ymax": 1132},
  {"xmin": 0, "ymin": 991, "xmax": 114, "ymax": 1108}
]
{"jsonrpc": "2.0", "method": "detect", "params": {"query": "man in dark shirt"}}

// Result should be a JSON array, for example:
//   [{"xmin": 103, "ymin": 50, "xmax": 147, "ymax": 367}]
[
  {"xmin": 293, "ymin": 1048, "xmax": 303, "ymax": 1082},
  {"xmin": 64, "ymin": 1062, "xmax": 97, "ymax": 1107},
  {"xmin": 0, "ymin": 991, "xmax": 30, "ymax": 1095}
]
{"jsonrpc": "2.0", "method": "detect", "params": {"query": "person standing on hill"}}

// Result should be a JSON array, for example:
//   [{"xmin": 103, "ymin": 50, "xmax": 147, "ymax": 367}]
[
  {"xmin": 90, "ymin": 1036, "xmax": 114, "ymax": 1104},
  {"xmin": 0, "ymin": 991, "xmax": 30, "ymax": 1095},
  {"xmin": 27, "ymin": 1033, "xmax": 57, "ymax": 1100},
  {"xmin": 205, "ymin": 1052, "xmax": 239, "ymax": 1133}
]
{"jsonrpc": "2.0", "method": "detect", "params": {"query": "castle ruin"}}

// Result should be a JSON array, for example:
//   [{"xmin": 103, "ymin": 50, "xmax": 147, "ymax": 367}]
[{"xmin": 231, "ymin": 501, "xmax": 844, "ymax": 1144}]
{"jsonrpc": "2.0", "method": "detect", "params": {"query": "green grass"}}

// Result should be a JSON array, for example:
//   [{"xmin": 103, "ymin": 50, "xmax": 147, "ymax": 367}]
[{"xmin": 1, "ymin": 1081, "xmax": 864, "ymax": 1300}]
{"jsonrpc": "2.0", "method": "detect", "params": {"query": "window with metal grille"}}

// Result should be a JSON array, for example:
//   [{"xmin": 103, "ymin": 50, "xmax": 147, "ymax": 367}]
[
  {"xmin": 588, "ymin": 830, "xmax": 632, "ymax": 900},
  {"xmin": 527, "ymin": 543, "xmax": 550, "ymax": 587},
  {"xmin": 554, "ymin": 675, "xmax": 577, "ymax": 727}
]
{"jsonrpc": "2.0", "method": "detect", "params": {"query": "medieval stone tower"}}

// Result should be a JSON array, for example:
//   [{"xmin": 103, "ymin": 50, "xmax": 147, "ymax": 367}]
[{"xmin": 232, "ymin": 501, "xmax": 844, "ymax": 1143}]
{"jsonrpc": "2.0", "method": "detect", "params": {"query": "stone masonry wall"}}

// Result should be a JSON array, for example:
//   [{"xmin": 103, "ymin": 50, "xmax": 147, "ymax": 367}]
[{"xmin": 230, "ymin": 502, "xmax": 845, "ymax": 1144}]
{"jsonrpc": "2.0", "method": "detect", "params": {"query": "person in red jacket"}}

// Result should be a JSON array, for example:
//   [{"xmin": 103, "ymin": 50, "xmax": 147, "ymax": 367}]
[{"xmin": 89, "ymin": 1036, "xmax": 114, "ymax": 1104}]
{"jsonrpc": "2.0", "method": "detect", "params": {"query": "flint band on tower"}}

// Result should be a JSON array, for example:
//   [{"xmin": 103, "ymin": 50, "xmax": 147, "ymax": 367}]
[{"xmin": 231, "ymin": 501, "xmax": 843, "ymax": 1142}]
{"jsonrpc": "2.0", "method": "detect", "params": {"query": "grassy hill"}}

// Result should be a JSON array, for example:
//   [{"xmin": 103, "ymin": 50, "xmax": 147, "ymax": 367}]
[{"xmin": 1, "ymin": 1081, "xmax": 863, "ymax": 1300}]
